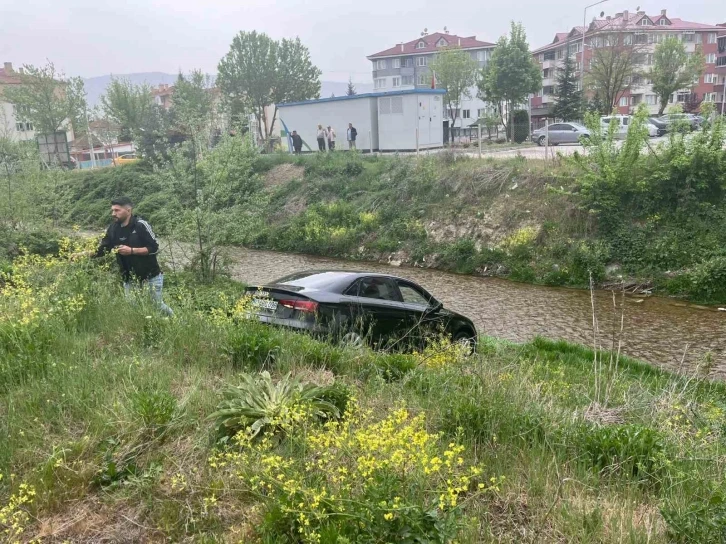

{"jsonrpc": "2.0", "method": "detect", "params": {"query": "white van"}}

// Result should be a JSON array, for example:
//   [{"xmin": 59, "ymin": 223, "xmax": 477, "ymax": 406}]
[{"xmin": 600, "ymin": 114, "xmax": 657, "ymax": 138}]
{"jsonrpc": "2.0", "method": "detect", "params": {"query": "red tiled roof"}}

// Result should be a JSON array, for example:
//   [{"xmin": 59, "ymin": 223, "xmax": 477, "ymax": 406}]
[
  {"xmin": 368, "ymin": 32, "xmax": 494, "ymax": 58},
  {"xmin": 0, "ymin": 68, "xmax": 22, "ymax": 85},
  {"xmin": 151, "ymin": 84, "xmax": 174, "ymax": 97},
  {"xmin": 533, "ymin": 12, "xmax": 722, "ymax": 53}
]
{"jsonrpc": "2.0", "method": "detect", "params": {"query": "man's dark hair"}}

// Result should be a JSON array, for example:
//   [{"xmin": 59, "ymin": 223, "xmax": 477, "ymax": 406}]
[{"xmin": 111, "ymin": 196, "xmax": 133, "ymax": 208}]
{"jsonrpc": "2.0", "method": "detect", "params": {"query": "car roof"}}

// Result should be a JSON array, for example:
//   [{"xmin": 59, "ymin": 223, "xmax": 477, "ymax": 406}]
[{"xmin": 269, "ymin": 270, "xmax": 412, "ymax": 292}]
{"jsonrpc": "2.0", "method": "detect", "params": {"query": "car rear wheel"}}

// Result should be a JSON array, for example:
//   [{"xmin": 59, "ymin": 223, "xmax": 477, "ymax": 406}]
[
  {"xmin": 453, "ymin": 330, "xmax": 477, "ymax": 355},
  {"xmin": 537, "ymin": 136, "xmax": 546, "ymax": 146}
]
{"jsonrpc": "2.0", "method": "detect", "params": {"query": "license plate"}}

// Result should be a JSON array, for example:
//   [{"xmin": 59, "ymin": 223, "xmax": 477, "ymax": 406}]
[{"xmin": 252, "ymin": 298, "xmax": 278, "ymax": 312}]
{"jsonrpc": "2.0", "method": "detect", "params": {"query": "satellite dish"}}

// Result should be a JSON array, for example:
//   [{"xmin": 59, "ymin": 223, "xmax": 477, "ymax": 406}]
[
  {"xmin": 600, "ymin": 11, "xmax": 605, "ymax": 17},
  {"xmin": 636, "ymin": 6, "xmax": 640, "ymax": 10}
]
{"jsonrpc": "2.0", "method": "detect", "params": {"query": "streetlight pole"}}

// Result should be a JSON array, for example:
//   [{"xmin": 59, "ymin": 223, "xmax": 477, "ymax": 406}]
[{"xmin": 580, "ymin": 0, "xmax": 610, "ymax": 110}]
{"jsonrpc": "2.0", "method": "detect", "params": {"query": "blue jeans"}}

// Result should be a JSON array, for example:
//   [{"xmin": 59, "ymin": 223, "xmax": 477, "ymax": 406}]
[{"xmin": 124, "ymin": 274, "xmax": 173, "ymax": 316}]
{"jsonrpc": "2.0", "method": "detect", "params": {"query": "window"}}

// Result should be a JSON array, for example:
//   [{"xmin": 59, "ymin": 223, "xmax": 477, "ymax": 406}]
[
  {"xmin": 708, "ymin": 33, "xmax": 717, "ymax": 44},
  {"xmin": 392, "ymin": 76, "xmax": 401, "ymax": 87},
  {"xmin": 375, "ymin": 59, "xmax": 386, "ymax": 70},
  {"xmin": 543, "ymin": 51, "xmax": 556, "ymax": 61},
  {"xmin": 705, "ymin": 73, "xmax": 717, "ymax": 84},
  {"xmin": 416, "ymin": 56, "xmax": 427, "ymax": 67},
  {"xmin": 462, "ymin": 109, "xmax": 471, "ymax": 119},
  {"xmin": 402, "ymin": 75, "xmax": 414, "ymax": 86},
  {"xmin": 477, "ymin": 50, "xmax": 489, "ymax": 62},
  {"xmin": 396, "ymin": 281, "xmax": 430, "ymax": 306},
  {"xmin": 659, "ymin": 18, "xmax": 668, "ymax": 26},
  {"xmin": 568, "ymin": 42, "xmax": 580, "ymax": 55},
  {"xmin": 556, "ymin": 48, "xmax": 564, "ymax": 60},
  {"xmin": 15, "ymin": 122, "xmax": 33, "ymax": 132},
  {"xmin": 645, "ymin": 95, "xmax": 657, "ymax": 105},
  {"xmin": 542, "ymin": 85, "xmax": 554, "ymax": 95},
  {"xmin": 374, "ymin": 78, "xmax": 386, "ymax": 89},
  {"xmin": 539, "ymin": 53, "xmax": 544, "ymax": 62},
  {"xmin": 619, "ymin": 96, "xmax": 629, "ymax": 107},
  {"xmin": 392, "ymin": 58, "xmax": 401, "ymax": 69},
  {"xmin": 416, "ymin": 41, "xmax": 426, "ymax": 49},
  {"xmin": 358, "ymin": 277, "xmax": 398, "ymax": 301},
  {"xmin": 403, "ymin": 58, "xmax": 413, "ymax": 68},
  {"xmin": 437, "ymin": 38, "xmax": 448, "ymax": 47},
  {"xmin": 623, "ymin": 33, "xmax": 633, "ymax": 45},
  {"xmin": 640, "ymin": 17, "xmax": 652, "ymax": 25},
  {"xmin": 704, "ymin": 92, "xmax": 716, "ymax": 102},
  {"xmin": 542, "ymin": 68, "xmax": 551, "ymax": 78},
  {"xmin": 706, "ymin": 53, "xmax": 716, "ymax": 64},
  {"xmin": 635, "ymin": 33, "xmax": 648, "ymax": 44},
  {"xmin": 417, "ymin": 73, "xmax": 428, "ymax": 85},
  {"xmin": 682, "ymin": 32, "xmax": 695, "ymax": 43}
]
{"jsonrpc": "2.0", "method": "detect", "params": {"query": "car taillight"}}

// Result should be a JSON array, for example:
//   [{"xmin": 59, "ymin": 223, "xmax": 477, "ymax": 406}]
[{"xmin": 279, "ymin": 299, "xmax": 319, "ymax": 313}]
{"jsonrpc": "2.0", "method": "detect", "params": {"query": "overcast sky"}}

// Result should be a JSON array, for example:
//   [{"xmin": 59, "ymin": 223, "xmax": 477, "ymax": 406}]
[{"xmin": 1, "ymin": 0, "xmax": 723, "ymax": 82}]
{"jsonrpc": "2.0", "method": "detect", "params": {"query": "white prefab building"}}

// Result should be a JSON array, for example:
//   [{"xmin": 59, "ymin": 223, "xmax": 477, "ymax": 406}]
[{"xmin": 276, "ymin": 89, "xmax": 445, "ymax": 153}]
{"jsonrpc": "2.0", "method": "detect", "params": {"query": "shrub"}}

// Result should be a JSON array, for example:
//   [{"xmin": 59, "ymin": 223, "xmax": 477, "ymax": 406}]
[
  {"xmin": 661, "ymin": 484, "xmax": 726, "ymax": 544},
  {"xmin": 210, "ymin": 404, "xmax": 500, "ymax": 543},
  {"xmin": 130, "ymin": 389, "xmax": 177, "ymax": 429},
  {"xmin": 577, "ymin": 423, "xmax": 665, "ymax": 480},
  {"xmin": 209, "ymin": 371, "xmax": 344, "ymax": 438},
  {"xmin": 683, "ymin": 256, "xmax": 726, "ymax": 303},
  {"xmin": 224, "ymin": 322, "xmax": 282, "ymax": 369},
  {"xmin": 512, "ymin": 110, "xmax": 529, "ymax": 144}
]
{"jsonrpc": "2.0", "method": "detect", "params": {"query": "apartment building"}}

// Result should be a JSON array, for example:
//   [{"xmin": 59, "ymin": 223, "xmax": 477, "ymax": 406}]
[
  {"xmin": 367, "ymin": 31, "xmax": 496, "ymax": 129},
  {"xmin": 717, "ymin": 25, "xmax": 726, "ymax": 114},
  {"xmin": 530, "ymin": 10, "xmax": 723, "ymax": 123}
]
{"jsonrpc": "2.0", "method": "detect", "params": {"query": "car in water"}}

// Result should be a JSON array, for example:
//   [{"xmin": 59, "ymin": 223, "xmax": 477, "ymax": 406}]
[
  {"xmin": 244, "ymin": 270, "xmax": 478, "ymax": 350},
  {"xmin": 531, "ymin": 122, "xmax": 591, "ymax": 146}
]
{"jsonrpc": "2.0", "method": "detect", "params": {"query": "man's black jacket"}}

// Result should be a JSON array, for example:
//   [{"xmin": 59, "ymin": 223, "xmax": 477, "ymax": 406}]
[{"xmin": 94, "ymin": 215, "xmax": 161, "ymax": 281}]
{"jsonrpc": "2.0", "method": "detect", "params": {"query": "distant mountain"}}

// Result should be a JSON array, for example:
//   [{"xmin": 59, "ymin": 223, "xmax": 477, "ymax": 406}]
[{"xmin": 82, "ymin": 72, "xmax": 373, "ymax": 107}]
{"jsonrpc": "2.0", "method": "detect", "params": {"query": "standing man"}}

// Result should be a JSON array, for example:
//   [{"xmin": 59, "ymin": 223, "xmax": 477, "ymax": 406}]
[
  {"xmin": 291, "ymin": 130, "xmax": 303, "ymax": 154},
  {"xmin": 90, "ymin": 197, "xmax": 173, "ymax": 316},
  {"xmin": 327, "ymin": 125, "xmax": 336, "ymax": 151},
  {"xmin": 347, "ymin": 123, "xmax": 357, "ymax": 150},
  {"xmin": 316, "ymin": 125, "xmax": 327, "ymax": 152}
]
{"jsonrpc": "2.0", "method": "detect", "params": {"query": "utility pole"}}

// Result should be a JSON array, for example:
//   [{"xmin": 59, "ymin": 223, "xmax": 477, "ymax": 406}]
[{"xmin": 84, "ymin": 105, "xmax": 96, "ymax": 169}]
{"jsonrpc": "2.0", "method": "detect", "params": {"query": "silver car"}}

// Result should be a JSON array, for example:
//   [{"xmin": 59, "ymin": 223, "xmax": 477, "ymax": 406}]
[{"xmin": 531, "ymin": 122, "xmax": 591, "ymax": 146}]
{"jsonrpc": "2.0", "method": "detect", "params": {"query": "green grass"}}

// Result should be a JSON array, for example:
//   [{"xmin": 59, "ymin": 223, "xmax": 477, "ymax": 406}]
[{"xmin": 2, "ymin": 252, "xmax": 726, "ymax": 542}]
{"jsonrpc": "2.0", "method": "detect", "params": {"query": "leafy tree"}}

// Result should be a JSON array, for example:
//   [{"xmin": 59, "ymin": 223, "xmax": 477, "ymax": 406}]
[
  {"xmin": 3, "ymin": 62, "xmax": 87, "ymax": 136},
  {"xmin": 649, "ymin": 37, "xmax": 705, "ymax": 115},
  {"xmin": 429, "ymin": 46, "xmax": 479, "ymax": 144},
  {"xmin": 171, "ymin": 70, "xmax": 214, "ymax": 150},
  {"xmin": 100, "ymin": 78, "xmax": 154, "ymax": 142},
  {"xmin": 217, "ymin": 31, "xmax": 321, "ymax": 146},
  {"xmin": 477, "ymin": 22, "xmax": 541, "ymax": 141},
  {"xmin": 346, "ymin": 77, "xmax": 357, "ymax": 96},
  {"xmin": 587, "ymin": 31, "xmax": 643, "ymax": 113},
  {"xmin": 552, "ymin": 54, "xmax": 582, "ymax": 121}
]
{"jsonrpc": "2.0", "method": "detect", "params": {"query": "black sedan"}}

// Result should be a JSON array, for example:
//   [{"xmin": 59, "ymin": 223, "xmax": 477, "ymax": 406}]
[{"xmin": 245, "ymin": 271, "xmax": 477, "ymax": 350}]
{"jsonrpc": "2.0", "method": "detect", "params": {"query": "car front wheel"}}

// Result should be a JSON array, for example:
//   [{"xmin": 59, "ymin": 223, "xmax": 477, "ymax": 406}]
[{"xmin": 537, "ymin": 136, "xmax": 546, "ymax": 146}]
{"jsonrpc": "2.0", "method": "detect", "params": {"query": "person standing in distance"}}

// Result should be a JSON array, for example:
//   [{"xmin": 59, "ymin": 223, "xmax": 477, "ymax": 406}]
[
  {"xmin": 327, "ymin": 125, "xmax": 336, "ymax": 151},
  {"xmin": 316, "ymin": 124, "xmax": 327, "ymax": 152},
  {"xmin": 89, "ymin": 197, "xmax": 173, "ymax": 316},
  {"xmin": 347, "ymin": 123, "xmax": 357, "ymax": 150},
  {"xmin": 291, "ymin": 130, "xmax": 303, "ymax": 154}
]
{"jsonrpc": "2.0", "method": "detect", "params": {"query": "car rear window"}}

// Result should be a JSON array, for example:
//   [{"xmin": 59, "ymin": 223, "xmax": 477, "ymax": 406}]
[{"xmin": 272, "ymin": 271, "xmax": 353, "ymax": 290}]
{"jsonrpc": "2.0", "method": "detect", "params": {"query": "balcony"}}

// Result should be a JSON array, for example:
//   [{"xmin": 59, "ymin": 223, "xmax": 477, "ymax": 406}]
[{"xmin": 542, "ymin": 59, "xmax": 556, "ymax": 69}]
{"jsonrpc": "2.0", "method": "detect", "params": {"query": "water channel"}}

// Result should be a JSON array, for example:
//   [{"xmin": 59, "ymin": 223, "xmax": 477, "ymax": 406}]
[{"xmin": 172, "ymin": 245, "xmax": 726, "ymax": 376}]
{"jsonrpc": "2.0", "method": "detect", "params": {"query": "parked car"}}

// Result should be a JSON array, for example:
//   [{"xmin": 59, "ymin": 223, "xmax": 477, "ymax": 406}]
[
  {"xmin": 114, "ymin": 154, "xmax": 139, "ymax": 166},
  {"xmin": 245, "ymin": 271, "xmax": 478, "ymax": 350},
  {"xmin": 600, "ymin": 115, "xmax": 658, "ymax": 138},
  {"xmin": 656, "ymin": 113, "xmax": 700, "ymax": 131},
  {"xmin": 647, "ymin": 117, "xmax": 667, "ymax": 137},
  {"xmin": 531, "ymin": 122, "xmax": 591, "ymax": 146}
]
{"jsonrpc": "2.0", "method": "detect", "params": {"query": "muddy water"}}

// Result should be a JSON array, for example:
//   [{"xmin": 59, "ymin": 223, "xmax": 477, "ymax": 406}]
[{"xmin": 184, "ymin": 246, "xmax": 726, "ymax": 375}]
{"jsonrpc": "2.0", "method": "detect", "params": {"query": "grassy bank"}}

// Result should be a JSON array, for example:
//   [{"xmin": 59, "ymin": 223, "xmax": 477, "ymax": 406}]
[{"xmin": 2, "ymin": 242, "xmax": 726, "ymax": 542}]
